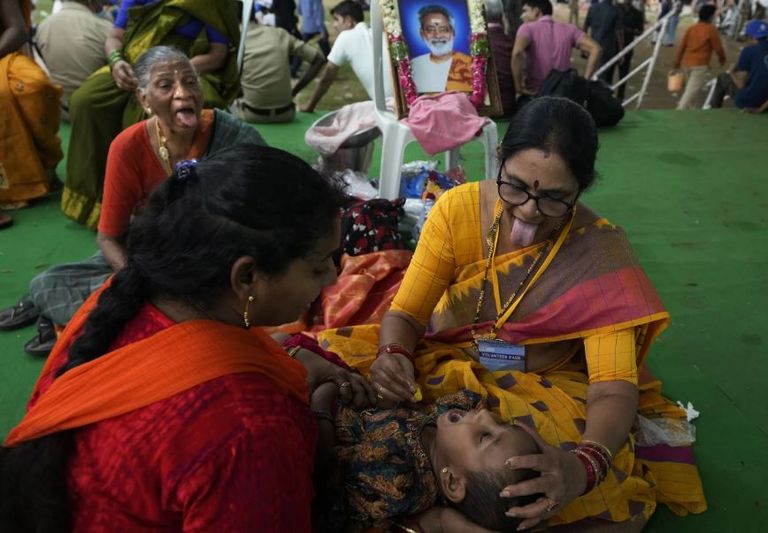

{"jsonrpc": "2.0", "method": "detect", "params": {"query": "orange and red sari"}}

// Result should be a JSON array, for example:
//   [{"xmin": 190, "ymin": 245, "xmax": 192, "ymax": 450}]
[{"xmin": 317, "ymin": 182, "xmax": 706, "ymax": 525}]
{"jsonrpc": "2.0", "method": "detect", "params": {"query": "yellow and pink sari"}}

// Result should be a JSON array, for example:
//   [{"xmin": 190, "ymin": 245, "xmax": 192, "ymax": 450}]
[{"xmin": 316, "ymin": 183, "xmax": 706, "ymax": 525}]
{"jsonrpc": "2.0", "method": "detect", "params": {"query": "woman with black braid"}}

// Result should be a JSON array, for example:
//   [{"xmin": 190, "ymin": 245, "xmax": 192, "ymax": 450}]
[{"xmin": 1, "ymin": 146, "xmax": 345, "ymax": 531}]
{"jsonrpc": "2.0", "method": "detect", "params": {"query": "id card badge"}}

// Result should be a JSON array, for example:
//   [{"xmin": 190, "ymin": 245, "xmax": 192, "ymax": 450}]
[{"xmin": 476, "ymin": 339, "xmax": 526, "ymax": 372}]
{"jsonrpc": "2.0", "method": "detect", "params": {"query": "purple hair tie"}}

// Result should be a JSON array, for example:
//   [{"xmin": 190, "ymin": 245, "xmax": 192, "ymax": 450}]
[{"xmin": 175, "ymin": 159, "xmax": 198, "ymax": 181}]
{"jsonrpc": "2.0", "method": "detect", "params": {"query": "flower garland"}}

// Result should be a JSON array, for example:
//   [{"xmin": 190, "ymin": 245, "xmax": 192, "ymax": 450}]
[{"xmin": 380, "ymin": 0, "xmax": 490, "ymax": 108}]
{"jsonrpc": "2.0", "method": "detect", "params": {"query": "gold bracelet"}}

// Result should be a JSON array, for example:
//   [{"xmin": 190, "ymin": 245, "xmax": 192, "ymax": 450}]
[
  {"xmin": 394, "ymin": 523, "xmax": 421, "ymax": 533},
  {"xmin": 573, "ymin": 448, "xmax": 605, "ymax": 482},
  {"xmin": 287, "ymin": 346, "xmax": 302, "ymax": 358},
  {"xmin": 581, "ymin": 439, "xmax": 614, "ymax": 462}
]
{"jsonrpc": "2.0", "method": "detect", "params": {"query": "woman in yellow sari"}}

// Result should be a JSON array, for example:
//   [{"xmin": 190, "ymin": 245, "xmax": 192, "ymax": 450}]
[
  {"xmin": 317, "ymin": 97, "xmax": 706, "ymax": 530},
  {"xmin": 0, "ymin": 0, "xmax": 63, "ymax": 228}
]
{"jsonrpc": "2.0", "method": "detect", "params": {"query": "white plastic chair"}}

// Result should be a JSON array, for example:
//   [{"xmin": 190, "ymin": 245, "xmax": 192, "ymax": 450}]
[{"xmin": 370, "ymin": 0, "xmax": 499, "ymax": 200}]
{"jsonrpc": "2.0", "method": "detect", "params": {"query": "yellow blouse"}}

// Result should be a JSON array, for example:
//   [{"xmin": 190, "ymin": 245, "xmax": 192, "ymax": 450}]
[{"xmin": 391, "ymin": 182, "xmax": 638, "ymax": 385}]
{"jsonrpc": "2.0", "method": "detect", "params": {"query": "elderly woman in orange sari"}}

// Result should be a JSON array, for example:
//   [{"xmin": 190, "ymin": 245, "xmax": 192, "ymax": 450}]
[
  {"xmin": 0, "ymin": 0, "xmax": 62, "ymax": 229},
  {"xmin": 317, "ymin": 97, "xmax": 706, "ymax": 530}
]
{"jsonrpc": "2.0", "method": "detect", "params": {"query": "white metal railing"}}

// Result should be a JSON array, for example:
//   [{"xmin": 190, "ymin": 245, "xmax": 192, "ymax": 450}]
[
  {"xmin": 237, "ymin": 0, "xmax": 255, "ymax": 74},
  {"xmin": 591, "ymin": 11, "xmax": 672, "ymax": 109}
]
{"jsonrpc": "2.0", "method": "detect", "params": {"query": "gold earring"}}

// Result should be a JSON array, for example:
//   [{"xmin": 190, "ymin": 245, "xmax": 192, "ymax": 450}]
[
  {"xmin": 243, "ymin": 295, "xmax": 254, "ymax": 328},
  {"xmin": 441, "ymin": 467, "xmax": 449, "ymax": 475},
  {"xmin": 145, "ymin": 107, "xmax": 152, "ymax": 116}
]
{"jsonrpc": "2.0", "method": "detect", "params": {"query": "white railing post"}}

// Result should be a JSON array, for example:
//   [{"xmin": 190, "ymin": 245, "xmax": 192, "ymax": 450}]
[
  {"xmin": 590, "ymin": 12, "xmax": 672, "ymax": 109},
  {"xmin": 636, "ymin": 15, "xmax": 668, "ymax": 108}
]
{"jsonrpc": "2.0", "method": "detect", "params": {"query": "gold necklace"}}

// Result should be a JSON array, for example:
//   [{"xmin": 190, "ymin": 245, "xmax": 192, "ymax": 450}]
[
  {"xmin": 470, "ymin": 201, "xmax": 570, "ymax": 341},
  {"xmin": 154, "ymin": 118, "xmax": 172, "ymax": 175}
]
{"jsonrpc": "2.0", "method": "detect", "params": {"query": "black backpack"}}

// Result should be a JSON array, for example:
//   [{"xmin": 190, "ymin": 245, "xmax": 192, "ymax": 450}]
[{"xmin": 536, "ymin": 69, "xmax": 625, "ymax": 127}]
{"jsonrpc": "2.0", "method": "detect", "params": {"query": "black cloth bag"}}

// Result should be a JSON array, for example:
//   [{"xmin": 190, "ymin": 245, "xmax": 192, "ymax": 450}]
[{"xmin": 536, "ymin": 69, "xmax": 625, "ymax": 127}]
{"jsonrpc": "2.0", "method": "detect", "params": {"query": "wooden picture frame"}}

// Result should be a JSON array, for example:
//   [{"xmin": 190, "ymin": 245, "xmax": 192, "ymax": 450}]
[{"xmin": 381, "ymin": 0, "xmax": 503, "ymax": 118}]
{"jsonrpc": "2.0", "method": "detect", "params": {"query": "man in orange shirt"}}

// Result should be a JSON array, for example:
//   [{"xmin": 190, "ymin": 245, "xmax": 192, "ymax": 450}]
[{"xmin": 673, "ymin": 4, "xmax": 725, "ymax": 110}]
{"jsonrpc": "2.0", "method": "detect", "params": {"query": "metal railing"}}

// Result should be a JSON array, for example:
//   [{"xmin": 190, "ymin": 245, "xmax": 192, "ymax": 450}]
[{"xmin": 592, "ymin": 11, "xmax": 672, "ymax": 109}]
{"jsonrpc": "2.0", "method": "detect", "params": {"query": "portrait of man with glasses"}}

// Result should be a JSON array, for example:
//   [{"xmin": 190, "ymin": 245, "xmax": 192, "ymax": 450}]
[{"xmin": 404, "ymin": 2, "xmax": 473, "ymax": 93}]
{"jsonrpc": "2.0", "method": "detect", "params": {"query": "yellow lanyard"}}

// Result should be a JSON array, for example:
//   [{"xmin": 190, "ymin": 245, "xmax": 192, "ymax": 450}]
[{"xmin": 476, "ymin": 200, "xmax": 576, "ymax": 339}]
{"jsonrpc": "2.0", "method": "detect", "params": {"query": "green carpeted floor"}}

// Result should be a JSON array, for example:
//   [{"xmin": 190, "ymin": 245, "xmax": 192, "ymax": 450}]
[{"xmin": 1, "ymin": 109, "xmax": 766, "ymax": 531}]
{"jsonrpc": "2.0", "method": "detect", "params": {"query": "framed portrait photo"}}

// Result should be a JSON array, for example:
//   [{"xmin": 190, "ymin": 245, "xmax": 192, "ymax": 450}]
[{"xmin": 381, "ymin": 0, "xmax": 502, "ymax": 118}]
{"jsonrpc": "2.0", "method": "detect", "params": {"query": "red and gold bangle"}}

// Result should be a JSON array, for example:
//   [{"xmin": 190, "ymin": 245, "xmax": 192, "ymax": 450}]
[
  {"xmin": 579, "ymin": 444, "xmax": 611, "ymax": 474},
  {"xmin": 581, "ymin": 439, "xmax": 613, "ymax": 463},
  {"xmin": 376, "ymin": 343, "xmax": 415, "ymax": 363},
  {"xmin": 286, "ymin": 346, "xmax": 302, "ymax": 358},
  {"xmin": 570, "ymin": 448, "xmax": 600, "ymax": 495}
]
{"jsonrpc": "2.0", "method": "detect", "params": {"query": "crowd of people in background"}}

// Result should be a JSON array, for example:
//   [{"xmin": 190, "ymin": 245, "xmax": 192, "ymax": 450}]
[
  {"xmin": 3, "ymin": 0, "xmax": 763, "ymax": 530},
  {"xmin": 0, "ymin": 0, "xmax": 764, "ymax": 313}
]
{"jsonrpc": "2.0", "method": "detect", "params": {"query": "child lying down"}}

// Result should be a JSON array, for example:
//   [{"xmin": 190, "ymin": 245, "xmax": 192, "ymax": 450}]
[{"xmin": 311, "ymin": 385, "xmax": 541, "ymax": 532}]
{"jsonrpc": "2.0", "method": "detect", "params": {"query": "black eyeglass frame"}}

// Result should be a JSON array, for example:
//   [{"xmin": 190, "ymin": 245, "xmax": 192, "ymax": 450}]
[{"xmin": 495, "ymin": 167, "xmax": 580, "ymax": 217}]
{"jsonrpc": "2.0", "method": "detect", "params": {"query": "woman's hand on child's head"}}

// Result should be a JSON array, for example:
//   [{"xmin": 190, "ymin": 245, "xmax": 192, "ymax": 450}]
[
  {"xmin": 370, "ymin": 353, "xmax": 418, "ymax": 403},
  {"xmin": 499, "ymin": 422, "xmax": 587, "ymax": 530}
]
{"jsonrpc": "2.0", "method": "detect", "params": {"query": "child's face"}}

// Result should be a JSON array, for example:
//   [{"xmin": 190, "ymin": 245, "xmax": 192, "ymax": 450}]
[{"xmin": 435, "ymin": 408, "xmax": 538, "ymax": 474}]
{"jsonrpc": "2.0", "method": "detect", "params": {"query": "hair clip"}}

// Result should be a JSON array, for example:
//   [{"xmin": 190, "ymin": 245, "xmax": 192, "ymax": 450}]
[{"xmin": 174, "ymin": 159, "xmax": 198, "ymax": 181}]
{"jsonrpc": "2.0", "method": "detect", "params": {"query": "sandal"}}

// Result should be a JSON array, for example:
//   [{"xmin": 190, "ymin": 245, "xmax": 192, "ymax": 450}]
[
  {"xmin": 0, "ymin": 296, "xmax": 39, "ymax": 330},
  {"xmin": 23, "ymin": 317, "xmax": 57, "ymax": 357}
]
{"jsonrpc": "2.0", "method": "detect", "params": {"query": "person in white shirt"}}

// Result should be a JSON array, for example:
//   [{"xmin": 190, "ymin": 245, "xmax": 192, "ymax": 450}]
[{"xmin": 301, "ymin": 0, "xmax": 393, "ymax": 112}]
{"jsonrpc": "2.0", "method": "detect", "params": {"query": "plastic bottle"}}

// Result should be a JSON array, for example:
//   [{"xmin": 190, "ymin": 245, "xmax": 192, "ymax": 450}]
[{"xmin": 413, "ymin": 193, "xmax": 436, "ymax": 241}]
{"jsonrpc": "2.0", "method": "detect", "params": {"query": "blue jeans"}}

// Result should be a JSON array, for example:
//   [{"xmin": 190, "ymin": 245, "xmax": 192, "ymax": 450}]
[{"xmin": 663, "ymin": 14, "xmax": 680, "ymax": 46}]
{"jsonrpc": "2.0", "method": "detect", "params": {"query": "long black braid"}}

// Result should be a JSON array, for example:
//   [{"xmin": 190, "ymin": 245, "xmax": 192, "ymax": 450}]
[{"xmin": 1, "ymin": 145, "xmax": 347, "ymax": 531}]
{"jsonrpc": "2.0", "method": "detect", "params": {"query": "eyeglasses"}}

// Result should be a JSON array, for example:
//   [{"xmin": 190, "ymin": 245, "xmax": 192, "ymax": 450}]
[{"xmin": 496, "ymin": 171, "xmax": 578, "ymax": 217}]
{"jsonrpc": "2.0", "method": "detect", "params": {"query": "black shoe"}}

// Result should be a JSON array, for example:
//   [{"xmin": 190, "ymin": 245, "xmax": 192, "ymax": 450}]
[
  {"xmin": 0, "ymin": 296, "xmax": 39, "ymax": 330},
  {"xmin": 24, "ymin": 317, "xmax": 57, "ymax": 357}
]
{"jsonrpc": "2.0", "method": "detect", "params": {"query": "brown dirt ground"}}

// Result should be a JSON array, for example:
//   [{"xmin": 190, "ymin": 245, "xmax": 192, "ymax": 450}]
[{"xmin": 557, "ymin": 3, "xmax": 746, "ymax": 110}]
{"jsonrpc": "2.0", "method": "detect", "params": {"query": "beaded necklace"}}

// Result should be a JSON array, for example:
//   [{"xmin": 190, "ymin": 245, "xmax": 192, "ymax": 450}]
[
  {"xmin": 154, "ymin": 117, "xmax": 172, "ymax": 175},
  {"xmin": 471, "ymin": 199, "xmax": 575, "ymax": 341}
]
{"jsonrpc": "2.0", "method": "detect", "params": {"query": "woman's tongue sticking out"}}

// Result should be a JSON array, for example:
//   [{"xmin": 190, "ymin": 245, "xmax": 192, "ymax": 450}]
[{"xmin": 174, "ymin": 107, "xmax": 198, "ymax": 129}]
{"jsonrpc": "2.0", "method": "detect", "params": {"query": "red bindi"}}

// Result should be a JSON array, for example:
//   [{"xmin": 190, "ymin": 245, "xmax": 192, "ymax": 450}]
[{"xmin": 533, "ymin": 180, "xmax": 540, "ymax": 190}]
